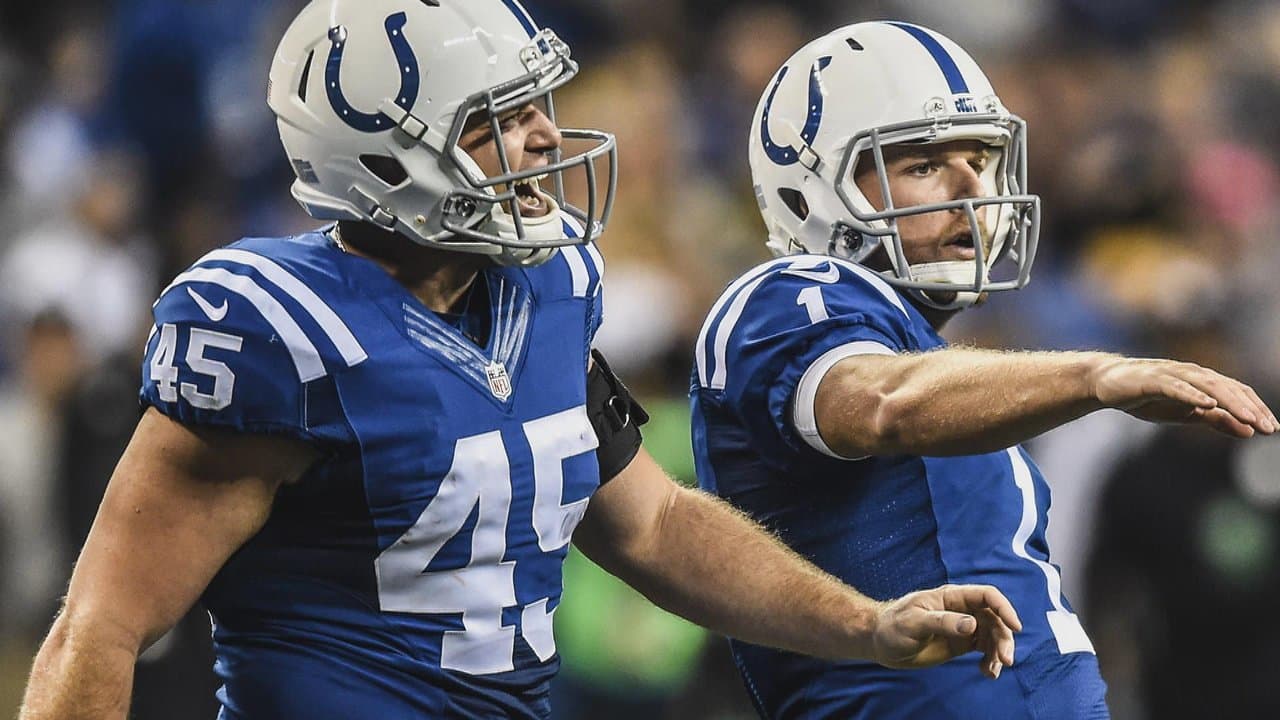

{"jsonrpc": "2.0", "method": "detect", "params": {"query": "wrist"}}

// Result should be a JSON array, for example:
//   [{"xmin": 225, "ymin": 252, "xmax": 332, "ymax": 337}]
[
  {"xmin": 1079, "ymin": 352, "xmax": 1120, "ymax": 410},
  {"xmin": 844, "ymin": 596, "xmax": 890, "ymax": 661}
]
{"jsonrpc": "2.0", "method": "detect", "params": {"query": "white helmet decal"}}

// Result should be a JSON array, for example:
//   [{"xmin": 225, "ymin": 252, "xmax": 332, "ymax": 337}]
[
  {"xmin": 759, "ymin": 56, "xmax": 831, "ymax": 167},
  {"xmin": 324, "ymin": 13, "xmax": 419, "ymax": 133}
]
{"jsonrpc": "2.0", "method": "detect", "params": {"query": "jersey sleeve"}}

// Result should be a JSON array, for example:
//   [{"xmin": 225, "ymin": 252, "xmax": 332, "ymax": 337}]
[
  {"xmin": 697, "ymin": 258, "xmax": 919, "ymax": 466},
  {"xmin": 140, "ymin": 260, "xmax": 354, "ymax": 445}
]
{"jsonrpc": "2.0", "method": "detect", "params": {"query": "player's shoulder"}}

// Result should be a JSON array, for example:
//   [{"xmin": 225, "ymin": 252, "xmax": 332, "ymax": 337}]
[
  {"xmin": 697, "ymin": 254, "xmax": 911, "ymax": 343},
  {"xmin": 713, "ymin": 253, "xmax": 910, "ymax": 311},
  {"xmin": 694, "ymin": 254, "xmax": 920, "ymax": 393},
  {"xmin": 151, "ymin": 229, "xmax": 368, "ymax": 385}
]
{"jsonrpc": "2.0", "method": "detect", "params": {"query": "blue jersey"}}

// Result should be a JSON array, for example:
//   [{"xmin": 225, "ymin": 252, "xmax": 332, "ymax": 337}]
[
  {"xmin": 691, "ymin": 255, "xmax": 1108, "ymax": 719},
  {"xmin": 140, "ymin": 228, "xmax": 607, "ymax": 719}
]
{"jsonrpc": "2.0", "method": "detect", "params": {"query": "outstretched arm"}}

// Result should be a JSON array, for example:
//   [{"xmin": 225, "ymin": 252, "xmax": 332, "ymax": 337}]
[
  {"xmin": 20, "ymin": 409, "xmax": 318, "ymax": 720},
  {"xmin": 573, "ymin": 448, "xmax": 1021, "ymax": 678},
  {"xmin": 813, "ymin": 348, "xmax": 1277, "ymax": 458}
]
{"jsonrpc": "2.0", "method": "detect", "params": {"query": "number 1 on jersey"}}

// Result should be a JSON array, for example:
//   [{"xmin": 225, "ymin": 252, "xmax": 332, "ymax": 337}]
[{"xmin": 797, "ymin": 286, "xmax": 830, "ymax": 324}]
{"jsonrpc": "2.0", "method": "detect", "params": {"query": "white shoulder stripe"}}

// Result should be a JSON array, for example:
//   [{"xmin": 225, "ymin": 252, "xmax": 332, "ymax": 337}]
[
  {"xmin": 695, "ymin": 257, "xmax": 796, "ymax": 388},
  {"xmin": 583, "ymin": 243, "xmax": 605, "ymax": 280},
  {"xmin": 199, "ymin": 249, "xmax": 368, "ymax": 367},
  {"xmin": 558, "ymin": 246, "xmax": 590, "ymax": 298},
  {"xmin": 825, "ymin": 257, "xmax": 910, "ymax": 318},
  {"xmin": 168, "ymin": 266, "xmax": 327, "ymax": 383},
  {"xmin": 562, "ymin": 214, "xmax": 587, "ymax": 237},
  {"xmin": 710, "ymin": 271, "xmax": 779, "ymax": 390}
]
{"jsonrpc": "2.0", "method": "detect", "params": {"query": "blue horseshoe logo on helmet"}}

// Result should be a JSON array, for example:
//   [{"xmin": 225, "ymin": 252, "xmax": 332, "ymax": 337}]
[
  {"xmin": 760, "ymin": 56, "xmax": 832, "ymax": 165},
  {"xmin": 326, "ymin": 12, "xmax": 420, "ymax": 133}
]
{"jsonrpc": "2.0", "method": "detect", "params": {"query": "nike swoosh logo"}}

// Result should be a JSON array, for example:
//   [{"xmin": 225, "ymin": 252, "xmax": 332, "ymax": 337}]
[
  {"xmin": 187, "ymin": 287, "xmax": 229, "ymax": 322},
  {"xmin": 782, "ymin": 262, "xmax": 841, "ymax": 284}
]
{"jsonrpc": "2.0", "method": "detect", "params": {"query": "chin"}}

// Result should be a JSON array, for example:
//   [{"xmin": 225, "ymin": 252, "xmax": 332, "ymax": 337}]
[{"xmin": 923, "ymin": 289, "xmax": 959, "ymax": 306}]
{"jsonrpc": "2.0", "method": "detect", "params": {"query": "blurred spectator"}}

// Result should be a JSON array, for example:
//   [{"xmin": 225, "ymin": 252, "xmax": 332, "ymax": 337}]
[
  {"xmin": 1087, "ymin": 426, "xmax": 1280, "ymax": 720},
  {"xmin": 0, "ymin": 310, "xmax": 80, "ymax": 639},
  {"xmin": 688, "ymin": 5, "xmax": 806, "ymax": 189},
  {"xmin": 2, "ymin": 21, "xmax": 107, "ymax": 226},
  {"xmin": 0, "ymin": 148, "xmax": 156, "ymax": 364}
]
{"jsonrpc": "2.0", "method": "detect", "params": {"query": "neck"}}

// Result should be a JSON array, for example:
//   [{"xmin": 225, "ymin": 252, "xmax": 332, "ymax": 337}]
[
  {"xmin": 335, "ymin": 221, "xmax": 489, "ymax": 313},
  {"xmin": 908, "ymin": 295, "xmax": 959, "ymax": 331},
  {"xmin": 863, "ymin": 249, "xmax": 961, "ymax": 330}
]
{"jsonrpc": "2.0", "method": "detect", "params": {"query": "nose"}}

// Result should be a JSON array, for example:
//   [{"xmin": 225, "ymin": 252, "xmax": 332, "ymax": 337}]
[
  {"xmin": 526, "ymin": 106, "xmax": 563, "ymax": 156},
  {"xmin": 951, "ymin": 159, "xmax": 986, "ymax": 202}
]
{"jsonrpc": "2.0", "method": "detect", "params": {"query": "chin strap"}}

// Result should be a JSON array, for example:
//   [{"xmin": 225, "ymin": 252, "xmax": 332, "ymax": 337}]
[
  {"xmin": 478, "ymin": 191, "xmax": 568, "ymax": 267},
  {"xmin": 905, "ymin": 260, "xmax": 987, "ymax": 310}
]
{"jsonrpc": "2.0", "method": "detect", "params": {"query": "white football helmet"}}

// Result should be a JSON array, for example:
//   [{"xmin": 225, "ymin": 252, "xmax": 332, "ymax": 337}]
[
  {"xmin": 750, "ymin": 21, "xmax": 1040, "ymax": 309},
  {"xmin": 268, "ymin": 0, "xmax": 617, "ymax": 266}
]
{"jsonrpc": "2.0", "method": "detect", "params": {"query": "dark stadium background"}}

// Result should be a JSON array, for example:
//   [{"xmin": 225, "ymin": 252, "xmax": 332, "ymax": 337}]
[{"xmin": 1, "ymin": 1, "xmax": 1278, "ymax": 717}]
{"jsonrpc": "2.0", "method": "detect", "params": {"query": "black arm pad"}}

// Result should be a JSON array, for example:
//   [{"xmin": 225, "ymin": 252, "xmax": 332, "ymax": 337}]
[{"xmin": 586, "ymin": 349, "xmax": 649, "ymax": 483}]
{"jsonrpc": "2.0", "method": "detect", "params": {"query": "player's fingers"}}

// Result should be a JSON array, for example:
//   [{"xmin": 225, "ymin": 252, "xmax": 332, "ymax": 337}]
[
  {"xmin": 1161, "ymin": 377, "xmax": 1217, "ymax": 410},
  {"xmin": 977, "ymin": 635, "xmax": 998, "ymax": 680},
  {"xmin": 998, "ymin": 629, "xmax": 1015, "ymax": 667},
  {"xmin": 1187, "ymin": 371, "xmax": 1261, "ymax": 427},
  {"xmin": 1197, "ymin": 406, "xmax": 1255, "ymax": 438},
  {"xmin": 911, "ymin": 610, "xmax": 977, "ymax": 639},
  {"xmin": 1236, "ymin": 381, "xmax": 1278, "ymax": 433},
  {"xmin": 985, "ymin": 608, "xmax": 1016, "ymax": 667},
  {"xmin": 969, "ymin": 608, "xmax": 1009, "ymax": 680},
  {"xmin": 972, "ymin": 606, "xmax": 1016, "ymax": 663},
  {"xmin": 945, "ymin": 585, "xmax": 1022, "ymax": 633}
]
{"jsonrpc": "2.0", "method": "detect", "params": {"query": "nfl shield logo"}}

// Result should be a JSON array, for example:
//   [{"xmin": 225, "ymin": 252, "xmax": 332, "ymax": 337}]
[{"xmin": 485, "ymin": 362, "xmax": 512, "ymax": 400}]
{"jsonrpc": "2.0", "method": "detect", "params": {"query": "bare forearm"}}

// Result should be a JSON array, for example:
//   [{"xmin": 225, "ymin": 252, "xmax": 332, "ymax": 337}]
[
  {"xmin": 593, "ymin": 485, "xmax": 883, "ymax": 660},
  {"xmin": 823, "ymin": 348, "xmax": 1111, "ymax": 456},
  {"xmin": 21, "ymin": 615, "xmax": 137, "ymax": 720}
]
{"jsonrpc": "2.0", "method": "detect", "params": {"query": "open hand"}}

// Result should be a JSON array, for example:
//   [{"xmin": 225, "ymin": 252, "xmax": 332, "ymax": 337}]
[
  {"xmin": 1090, "ymin": 358, "xmax": 1277, "ymax": 438},
  {"xmin": 871, "ymin": 584, "xmax": 1022, "ymax": 679}
]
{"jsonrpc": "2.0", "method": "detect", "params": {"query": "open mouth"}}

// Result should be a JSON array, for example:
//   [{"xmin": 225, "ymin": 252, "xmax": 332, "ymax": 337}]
[
  {"xmin": 512, "ymin": 176, "xmax": 553, "ymax": 219},
  {"xmin": 943, "ymin": 232, "xmax": 977, "ymax": 259}
]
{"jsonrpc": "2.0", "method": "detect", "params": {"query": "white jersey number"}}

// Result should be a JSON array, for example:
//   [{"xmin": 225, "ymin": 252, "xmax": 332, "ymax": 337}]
[
  {"xmin": 374, "ymin": 406, "xmax": 598, "ymax": 675},
  {"xmin": 149, "ymin": 323, "xmax": 244, "ymax": 410}
]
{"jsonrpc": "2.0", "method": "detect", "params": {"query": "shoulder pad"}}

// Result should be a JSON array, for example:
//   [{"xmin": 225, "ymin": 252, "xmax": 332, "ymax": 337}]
[
  {"xmin": 695, "ymin": 255, "xmax": 914, "ymax": 392},
  {"xmin": 140, "ymin": 241, "xmax": 366, "ymax": 439}
]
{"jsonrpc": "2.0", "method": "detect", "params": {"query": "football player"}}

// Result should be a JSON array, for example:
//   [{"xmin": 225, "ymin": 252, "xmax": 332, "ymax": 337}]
[
  {"xmin": 692, "ymin": 20, "xmax": 1277, "ymax": 719},
  {"xmin": 21, "ymin": 4, "xmax": 1023, "ymax": 719}
]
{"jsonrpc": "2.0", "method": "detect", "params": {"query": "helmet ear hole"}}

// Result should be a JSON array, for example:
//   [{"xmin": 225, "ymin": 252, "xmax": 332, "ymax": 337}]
[
  {"xmin": 297, "ymin": 50, "xmax": 315, "ymax": 102},
  {"xmin": 360, "ymin": 154, "xmax": 409, "ymax": 187},
  {"xmin": 777, "ymin": 187, "xmax": 810, "ymax": 221}
]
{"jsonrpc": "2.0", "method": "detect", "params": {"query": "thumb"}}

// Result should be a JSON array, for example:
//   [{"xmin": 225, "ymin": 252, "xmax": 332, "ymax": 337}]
[
  {"xmin": 906, "ymin": 610, "xmax": 977, "ymax": 639},
  {"xmin": 901, "ymin": 604, "xmax": 977, "ymax": 638}
]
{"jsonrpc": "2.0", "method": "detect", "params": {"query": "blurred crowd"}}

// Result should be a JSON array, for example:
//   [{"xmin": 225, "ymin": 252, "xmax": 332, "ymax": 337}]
[{"xmin": 2, "ymin": 0, "xmax": 1280, "ymax": 717}]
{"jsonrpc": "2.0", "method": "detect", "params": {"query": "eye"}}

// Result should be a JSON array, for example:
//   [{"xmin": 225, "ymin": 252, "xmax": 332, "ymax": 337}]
[
  {"xmin": 499, "ymin": 107, "xmax": 533, "ymax": 132},
  {"xmin": 907, "ymin": 161, "xmax": 935, "ymax": 176}
]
